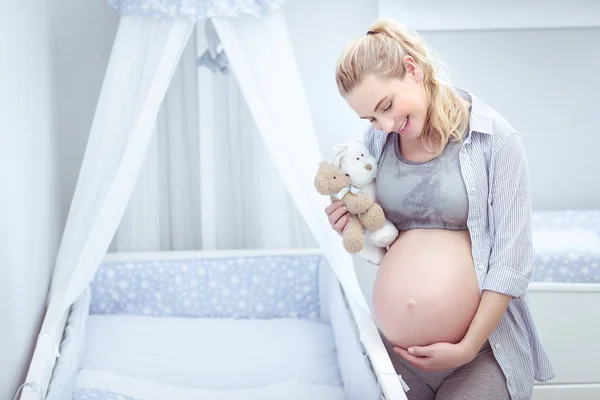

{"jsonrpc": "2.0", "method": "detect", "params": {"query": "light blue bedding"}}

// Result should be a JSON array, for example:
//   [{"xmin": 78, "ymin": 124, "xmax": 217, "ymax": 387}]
[{"xmin": 531, "ymin": 209, "xmax": 600, "ymax": 283}]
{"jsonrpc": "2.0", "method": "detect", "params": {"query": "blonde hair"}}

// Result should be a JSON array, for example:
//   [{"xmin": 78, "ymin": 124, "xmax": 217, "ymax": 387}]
[{"xmin": 335, "ymin": 19, "xmax": 469, "ymax": 155}]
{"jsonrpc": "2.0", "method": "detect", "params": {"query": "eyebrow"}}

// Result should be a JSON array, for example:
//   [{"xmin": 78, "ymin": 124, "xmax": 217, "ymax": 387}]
[{"xmin": 360, "ymin": 96, "xmax": 388, "ymax": 119}]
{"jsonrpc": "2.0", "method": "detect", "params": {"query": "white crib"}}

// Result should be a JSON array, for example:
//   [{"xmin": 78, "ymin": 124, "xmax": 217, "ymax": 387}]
[{"xmin": 40, "ymin": 249, "xmax": 407, "ymax": 400}]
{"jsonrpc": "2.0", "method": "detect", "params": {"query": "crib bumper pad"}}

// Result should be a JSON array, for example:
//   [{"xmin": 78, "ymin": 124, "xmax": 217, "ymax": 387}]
[{"xmin": 532, "ymin": 210, "xmax": 600, "ymax": 283}]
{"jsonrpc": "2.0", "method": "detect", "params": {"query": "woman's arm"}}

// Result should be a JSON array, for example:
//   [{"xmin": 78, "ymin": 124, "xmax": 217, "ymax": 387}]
[
  {"xmin": 460, "ymin": 290, "xmax": 511, "ymax": 355},
  {"xmin": 483, "ymin": 132, "xmax": 533, "ymax": 298},
  {"xmin": 463, "ymin": 132, "xmax": 533, "ymax": 352}
]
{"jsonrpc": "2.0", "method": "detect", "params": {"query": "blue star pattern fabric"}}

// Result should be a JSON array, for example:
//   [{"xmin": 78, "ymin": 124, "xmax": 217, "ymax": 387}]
[
  {"xmin": 531, "ymin": 209, "xmax": 600, "ymax": 283},
  {"xmin": 90, "ymin": 254, "xmax": 323, "ymax": 319}
]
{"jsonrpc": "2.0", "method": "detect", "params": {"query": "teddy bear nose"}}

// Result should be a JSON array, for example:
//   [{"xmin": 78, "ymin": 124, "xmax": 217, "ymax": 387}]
[{"xmin": 365, "ymin": 164, "xmax": 372, "ymax": 171}]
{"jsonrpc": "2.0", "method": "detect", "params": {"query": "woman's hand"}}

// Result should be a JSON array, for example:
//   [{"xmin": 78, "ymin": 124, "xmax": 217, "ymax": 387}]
[
  {"xmin": 393, "ymin": 342, "xmax": 477, "ymax": 372},
  {"xmin": 325, "ymin": 201, "xmax": 349, "ymax": 235}
]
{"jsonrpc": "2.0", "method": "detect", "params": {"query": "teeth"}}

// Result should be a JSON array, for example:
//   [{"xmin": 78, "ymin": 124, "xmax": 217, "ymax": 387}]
[{"xmin": 399, "ymin": 117, "xmax": 408, "ymax": 131}]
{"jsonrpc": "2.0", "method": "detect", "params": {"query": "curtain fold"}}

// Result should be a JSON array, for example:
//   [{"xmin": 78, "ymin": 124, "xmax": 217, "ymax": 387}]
[
  {"xmin": 211, "ymin": 11, "xmax": 368, "ymax": 313},
  {"xmin": 22, "ymin": 15, "xmax": 195, "ymax": 397},
  {"xmin": 112, "ymin": 19, "xmax": 315, "ymax": 253},
  {"xmin": 211, "ymin": 71, "xmax": 316, "ymax": 250},
  {"xmin": 110, "ymin": 31, "xmax": 202, "ymax": 252}
]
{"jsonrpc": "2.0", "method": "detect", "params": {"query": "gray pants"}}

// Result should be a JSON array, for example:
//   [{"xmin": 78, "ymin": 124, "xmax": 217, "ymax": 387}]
[{"xmin": 381, "ymin": 334, "xmax": 511, "ymax": 400}]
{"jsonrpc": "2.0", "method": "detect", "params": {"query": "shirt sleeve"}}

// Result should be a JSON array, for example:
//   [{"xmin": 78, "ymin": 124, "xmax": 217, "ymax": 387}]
[
  {"xmin": 482, "ymin": 133, "xmax": 533, "ymax": 298},
  {"xmin": 363, "ymin": 124, "xmax": 387, "ymax": 162}
]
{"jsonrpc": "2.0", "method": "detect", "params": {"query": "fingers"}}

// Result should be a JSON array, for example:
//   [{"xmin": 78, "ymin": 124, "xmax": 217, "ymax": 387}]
[
  {"xmin": 394, "ymin": 347, "xmax": 432, "ymax": 371},
  {"xmin": 408, "ymin": 345, "xmax": 433, "ymax": 357},
  {"xmin": 325, "ymin": 201, "xmax": 346, "ymax": 221},
  {"xmin": 333, "ymin": 214, "xmax": 349, "ymax": 234},
  {"xmin": 324, "ymin": 201, "xmax": 342, "ymax": 216},
  {"xmin": 325, "ymin": 201, "xmax": 348, "ymax": 234}
]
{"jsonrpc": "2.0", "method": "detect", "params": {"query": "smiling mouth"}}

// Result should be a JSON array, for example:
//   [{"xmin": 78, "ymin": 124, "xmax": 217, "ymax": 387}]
[{"xmin": 396, "ymin": 117, "xmax": 408, "ymax": 133}]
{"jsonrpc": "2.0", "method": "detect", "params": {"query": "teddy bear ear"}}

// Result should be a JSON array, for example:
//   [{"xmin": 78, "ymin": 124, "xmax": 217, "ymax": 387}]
[
  {"xmin": 331, "ymin": 143, "xmax": 350, "ymax": 169},
  {"xmin": 316, "ymin": 161, "xmax": 333, "ymax": 176},
  {"xmin": 318, "ymin": 161, "xmax": 330, "ymax": 170}
]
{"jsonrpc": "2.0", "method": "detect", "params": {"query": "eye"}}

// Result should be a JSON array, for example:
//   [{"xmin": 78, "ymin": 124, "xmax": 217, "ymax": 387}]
[
  {"xmin": 361, "ymin": 154, "xmax": 364, "ymax": 157},
  {"xmin": 333, "ymin": 176, "xmax": 336, "ymax": 179},
  {"xmin": 356, "ymin": 157, "xmax": 359, "ymax": 160},
  {"xmin": 345, "ymin": 174, "xmax": 349, "ymax": 177},
  {"xmin": 383, "ymin": 101, "xmax": 392, "ymax": 112}
]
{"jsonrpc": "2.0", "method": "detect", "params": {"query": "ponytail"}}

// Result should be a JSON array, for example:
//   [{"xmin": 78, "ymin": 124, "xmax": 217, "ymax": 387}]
[{"xmin": 336, "ymin": 19, "xmax": 469, "ymax": 155}]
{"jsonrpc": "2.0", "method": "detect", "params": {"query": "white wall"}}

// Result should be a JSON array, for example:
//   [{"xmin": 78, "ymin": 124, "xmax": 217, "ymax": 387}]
[
  {"xmin": 0, "ymin": 1, "xmax": 62, "ymax": 398},
  {"xmin": 51, "ymin": 0, "xmax": 119, "ymax": 216},
  {"xmin": 418, "ymin": 28, "xmax": 600, "ymax": 210},
  {"xmin": 283, "ymin": 0, "xmax": 377, "ymax": 156}
]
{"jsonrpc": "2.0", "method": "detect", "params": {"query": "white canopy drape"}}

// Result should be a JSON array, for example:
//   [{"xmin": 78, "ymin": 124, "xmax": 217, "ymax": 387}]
[
  {"xmin": 110, "ymin": 33, "xmax": 204, "ymax": 252},
  {"xmin": 21, "ymin": 16, "xmax": 195, "ymax": 397},
  {"xmin": 20, "ymin": 2, "xmax": 405, "ymax": 399},
  {"xmin": 210, "ymin": 13, "xmax": 368, "ymax": 311}
]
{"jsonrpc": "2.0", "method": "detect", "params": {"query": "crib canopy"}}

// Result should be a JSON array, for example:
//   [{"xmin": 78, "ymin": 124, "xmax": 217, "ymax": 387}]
[
  {"xmin": 108, "ymin": 0, "xmax": 289, "ymax": 19},
  {"xmin": 20, "ymin": 0, "xmax": 377, "ymax": 397}
]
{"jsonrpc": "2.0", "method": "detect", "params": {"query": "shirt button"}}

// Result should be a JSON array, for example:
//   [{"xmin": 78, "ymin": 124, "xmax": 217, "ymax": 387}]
[
  {"xmin": 478, "ymin": 264, "xmax": 485, "ymax": 271},
  {"xmin": 495, "ymin": 342, "xmax": 501, "ymax": 349}
]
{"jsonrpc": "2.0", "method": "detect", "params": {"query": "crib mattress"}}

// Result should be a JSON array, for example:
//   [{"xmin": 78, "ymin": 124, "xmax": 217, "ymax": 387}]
[
  {"xmin": 531, "ymin": 209, "xmax": 600, "ymax": 283},
  {"xmin": 79, "ymin": 314, "xmax": 343, "ymax": 390},
  {"xmin": 73, "ymin": 371, "xmax": 344, "ymax": 400}
]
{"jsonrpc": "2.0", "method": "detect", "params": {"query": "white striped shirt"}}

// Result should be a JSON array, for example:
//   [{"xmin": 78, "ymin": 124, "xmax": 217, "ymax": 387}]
[{"xmin": 364, "ymin": 87, "xmax": 555, "ymax": 400}]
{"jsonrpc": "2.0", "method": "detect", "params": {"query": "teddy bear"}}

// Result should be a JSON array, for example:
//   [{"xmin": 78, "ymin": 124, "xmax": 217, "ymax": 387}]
[
  {"xmin": 331, "ymin": 139, "xmax": 399, "ymax": 264},
  {"xmin": 314, "ymin": 161, "xmax": 387, "ymax": 258}
]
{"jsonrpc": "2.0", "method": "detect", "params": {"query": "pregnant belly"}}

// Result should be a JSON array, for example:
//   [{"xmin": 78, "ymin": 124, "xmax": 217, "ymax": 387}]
[{"xmin": 372, "ymin": 228, "xmax": 481, "ymax": 349}]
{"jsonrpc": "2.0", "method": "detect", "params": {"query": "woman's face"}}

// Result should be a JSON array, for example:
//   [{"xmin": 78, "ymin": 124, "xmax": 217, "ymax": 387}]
[{"xmin": 344, "ymin": 57, "xmax": 428, "ymax": 141}]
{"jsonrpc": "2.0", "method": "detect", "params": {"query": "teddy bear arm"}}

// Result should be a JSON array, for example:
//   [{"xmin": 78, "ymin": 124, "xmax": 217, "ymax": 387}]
[
  {"xmin": 359, "ymin": 203, "xmax": 386, "ymax": 231},
  {"xmin": 344, "ymin": 193, "xmax": 375, "ymax": 214}
]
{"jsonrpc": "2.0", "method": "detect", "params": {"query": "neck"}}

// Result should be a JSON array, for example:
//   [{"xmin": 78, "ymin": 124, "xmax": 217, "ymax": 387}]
[
  {"xmin": 400, "ymin": 134, "xmax": 434, "ymax": 153},
  {"xmin": 398, "ymin": 133, "xmax": 438, "ymax": 163}
]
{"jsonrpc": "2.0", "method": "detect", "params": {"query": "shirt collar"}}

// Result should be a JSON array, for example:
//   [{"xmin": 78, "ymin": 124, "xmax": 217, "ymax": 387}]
[{"xmin": 454, "ymin": 86, "xmax": 494, "ymax": 136}]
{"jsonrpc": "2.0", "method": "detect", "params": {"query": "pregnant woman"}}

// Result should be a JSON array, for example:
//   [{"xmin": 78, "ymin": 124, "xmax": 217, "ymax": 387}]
[{"xmin": 326, "ymin": 19, "xmax": 555, "ymax": 400}]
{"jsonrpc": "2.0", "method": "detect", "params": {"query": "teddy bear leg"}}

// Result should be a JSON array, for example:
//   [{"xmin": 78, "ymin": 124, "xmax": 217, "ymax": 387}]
[
  {"xmin": 367, "ymin": 219, "xmax": 399, "ymax": 248},
  {"xmin": 360, "ymin": 241, "xmax": 386, "ymax": 265},
  {"xmin": 359, "ymin": 203, "xmax": 386, "ymax": 231},
  {"xmin": 342, "ymin": 215, "xmax": 365, "ymax": 254}
]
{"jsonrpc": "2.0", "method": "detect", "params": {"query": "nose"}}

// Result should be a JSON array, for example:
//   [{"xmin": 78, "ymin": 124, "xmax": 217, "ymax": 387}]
[
  {"xmin": 365, "ymin": 164, "xmax": 372, "ymax": 171},
  {"xmin": 380, "ymin": 118, "xmax": 395, "ymax": 134}
]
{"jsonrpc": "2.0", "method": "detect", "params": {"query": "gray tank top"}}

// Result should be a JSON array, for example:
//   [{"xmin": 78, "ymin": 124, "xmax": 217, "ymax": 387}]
[{"xmin": 375, "ymin": 132, "xmax": 469, "ymax": 231}]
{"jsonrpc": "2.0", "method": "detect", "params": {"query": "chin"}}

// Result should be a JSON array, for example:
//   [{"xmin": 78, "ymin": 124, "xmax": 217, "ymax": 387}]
[{"xmin": 398, "ymin": 127, "xmax": 421, "ymax": 141}]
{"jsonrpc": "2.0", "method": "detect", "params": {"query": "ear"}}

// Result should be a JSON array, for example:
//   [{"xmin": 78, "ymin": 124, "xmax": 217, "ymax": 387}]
[
  {"xmin": 403, "ymin": 55, "xmax": 423, "ymax": 83},
  {"xmin": 331, "ymin": 143, "xmax": 349, "ymax": 169}
]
